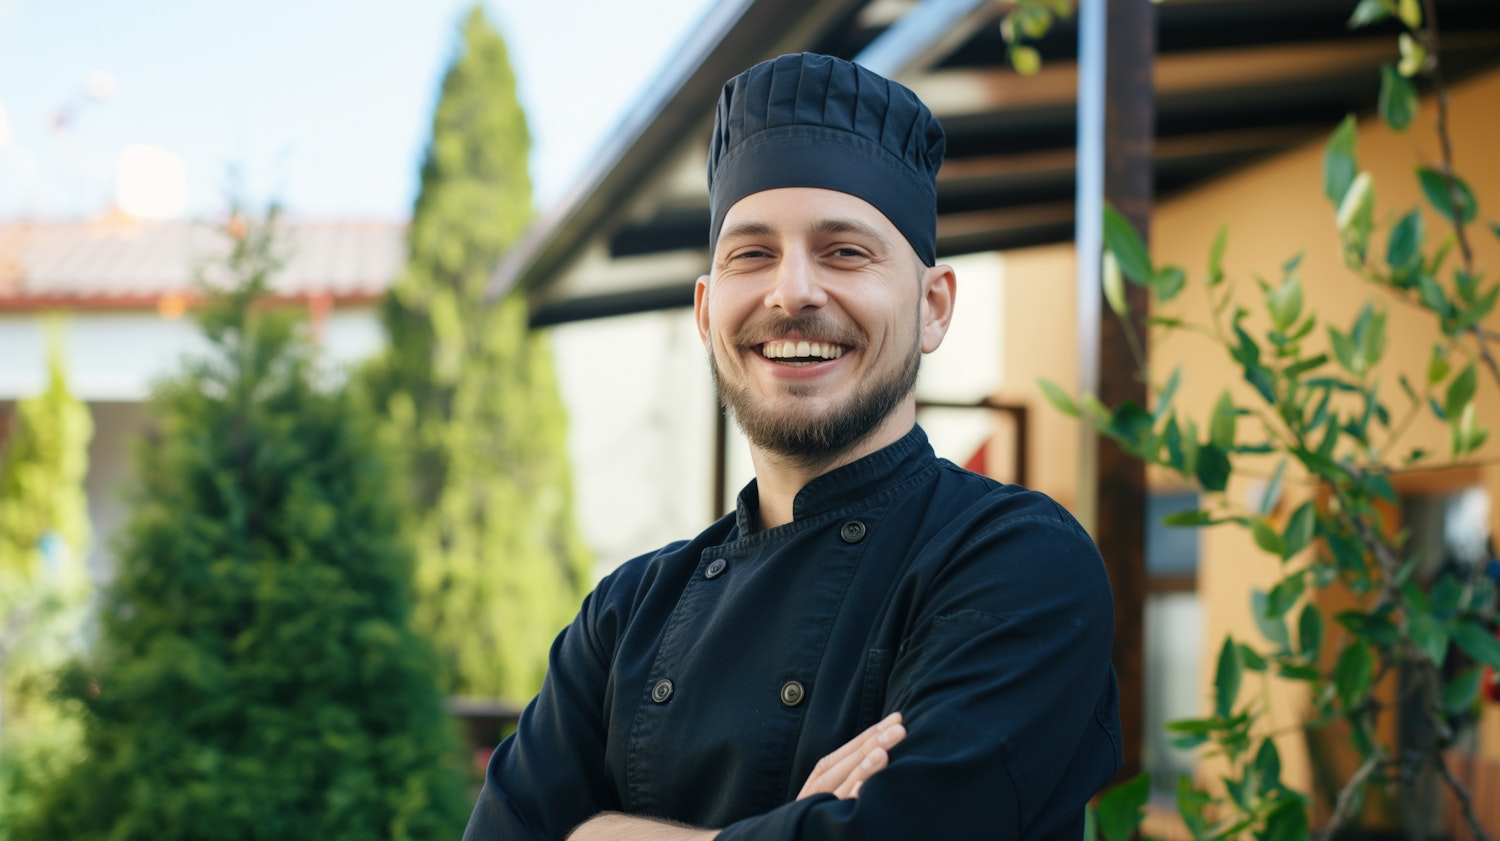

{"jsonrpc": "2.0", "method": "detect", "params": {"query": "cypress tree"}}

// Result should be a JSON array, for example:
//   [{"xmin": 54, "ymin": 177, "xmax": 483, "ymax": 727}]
[
  {"xmin": 8, "ymin": 208, "xmax": 471, "ymax": 840},
  {"xmin": 363, "ymin": 5, "xmax": 590, "ymax": 702},
  {"xmin": 0, "ymin": 337, "xmax": 92, "ymax": 835}
]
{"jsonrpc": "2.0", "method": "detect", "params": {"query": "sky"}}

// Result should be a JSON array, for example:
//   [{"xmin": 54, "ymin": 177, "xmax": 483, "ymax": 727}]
[{"xmin": 0, "ymin": 0, "xmax": 716, "ymax": 222}]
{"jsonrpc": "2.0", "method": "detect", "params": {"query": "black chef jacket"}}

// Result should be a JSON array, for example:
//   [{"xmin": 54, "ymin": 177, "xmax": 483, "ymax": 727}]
[{"xmin": 464, "ymin": 426, "xmax": 1122, "ymax": 840}]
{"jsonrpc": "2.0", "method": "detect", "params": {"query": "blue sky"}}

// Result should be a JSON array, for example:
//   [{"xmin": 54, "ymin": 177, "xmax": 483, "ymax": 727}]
[{"xmin": 0, "ymin": 0, "xmax": 714, "ymax": 221}]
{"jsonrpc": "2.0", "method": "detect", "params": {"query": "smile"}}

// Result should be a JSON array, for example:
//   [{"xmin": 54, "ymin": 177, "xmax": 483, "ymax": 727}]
[{"xmin": 758, "ymin": 340, "xmax": 847, "ymax": 366}]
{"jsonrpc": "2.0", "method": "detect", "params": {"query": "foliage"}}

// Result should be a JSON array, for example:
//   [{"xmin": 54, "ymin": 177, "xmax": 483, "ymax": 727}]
[
  {"xmin": 5, "ymin": 206, "xmax": 471, "ymax": 841},
  {"xmin": 361, "ymin": 4, "xmax": 590, "ymax": 702},
  {"xmin": 0, "ymin": 334, "xmax": 93, "ymax": 837},
  {"xmin": 1039, "ymin": 2, "xmax": 1500, "ymax": 840}
]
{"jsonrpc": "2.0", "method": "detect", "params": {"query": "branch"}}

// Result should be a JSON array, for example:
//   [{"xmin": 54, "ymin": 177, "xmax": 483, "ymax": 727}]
[
  {"xmin": 1319, "ymin": 750, "xmax": 1384, "ymax": 841},
  {"xmin": 1436, "ymin": 753, "xmax": 1495, "ymax": 841}
]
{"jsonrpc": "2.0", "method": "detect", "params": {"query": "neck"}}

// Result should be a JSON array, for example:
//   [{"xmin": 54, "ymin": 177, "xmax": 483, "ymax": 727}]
[{"xmin": 748, "ymin": 405, "xmax": 916, "ymax": 530}]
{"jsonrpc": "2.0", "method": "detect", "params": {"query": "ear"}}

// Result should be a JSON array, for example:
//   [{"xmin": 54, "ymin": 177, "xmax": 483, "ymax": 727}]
[
  {"xmin": 693, "ymin": 274, "xmax": 712, "ymax": 345},
  {"xmin": 918, "ymin": 263, "xmax": 956, "ymax": 354}
]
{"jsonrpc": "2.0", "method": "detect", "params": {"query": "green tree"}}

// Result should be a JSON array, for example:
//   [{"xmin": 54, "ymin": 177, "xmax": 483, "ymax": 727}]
[
  {"xmin": 7, "ymin": 208, "xmax": 471, "ymax": 841},
  {"xmin": 363, "ymin": 5, "xmax": 590, "ymax": 702},
  {"xmin": 0, "ymin": 334, "xmax": 93, "ymax": 837}
]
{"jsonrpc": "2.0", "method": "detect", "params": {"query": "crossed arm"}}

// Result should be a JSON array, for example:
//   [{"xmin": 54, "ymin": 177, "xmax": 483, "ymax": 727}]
[{"xmin": 566, "ymin": 714, "xmax": 908, "ymax": 841}]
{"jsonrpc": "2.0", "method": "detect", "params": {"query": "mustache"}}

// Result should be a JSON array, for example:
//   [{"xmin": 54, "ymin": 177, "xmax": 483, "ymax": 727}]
[{"xmin": 731, "ymin": 312, "xmax": 865, "ymax": 350}]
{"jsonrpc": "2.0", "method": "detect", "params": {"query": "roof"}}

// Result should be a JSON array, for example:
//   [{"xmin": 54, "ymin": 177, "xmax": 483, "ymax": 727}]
[
  {"xmin": 488, "ymin": 0, "xmax": 1500, "ymax": 327},
  {"xmin": 0, "ymin": 216, "xmax": 406, "ymax": 311}
]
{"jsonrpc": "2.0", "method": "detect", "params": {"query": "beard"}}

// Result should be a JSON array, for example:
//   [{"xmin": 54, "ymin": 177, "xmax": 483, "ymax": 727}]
[{"xmin": 708, "ymin": 311, "xmax": 921, "ymax": 470}]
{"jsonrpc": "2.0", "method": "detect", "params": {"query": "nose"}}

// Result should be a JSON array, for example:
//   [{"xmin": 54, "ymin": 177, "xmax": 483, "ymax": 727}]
[{"xmin": 763, "ymin": 251, "xmax": 827, "ymax": 313}]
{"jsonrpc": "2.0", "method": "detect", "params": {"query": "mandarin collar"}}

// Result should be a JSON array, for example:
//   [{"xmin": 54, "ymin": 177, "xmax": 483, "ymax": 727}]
[{"xmin": 733, "ymin": 425, "xmax": 933, "ymax": 534}]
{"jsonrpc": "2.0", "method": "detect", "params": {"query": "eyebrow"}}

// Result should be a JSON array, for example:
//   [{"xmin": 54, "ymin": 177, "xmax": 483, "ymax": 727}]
[{"xmin": 718, "ymin": 217, "xmax": 894, "ymax": 250}]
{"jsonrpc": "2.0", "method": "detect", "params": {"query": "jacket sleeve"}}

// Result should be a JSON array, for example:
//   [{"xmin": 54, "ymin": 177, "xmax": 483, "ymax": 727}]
[
  {"xmin": 716, "ymin": 499, "xmax": 1123, "ymax": 841},
  {"xmin": 462, "ymin": 579, "xmax": 623, "ymax": 841}
]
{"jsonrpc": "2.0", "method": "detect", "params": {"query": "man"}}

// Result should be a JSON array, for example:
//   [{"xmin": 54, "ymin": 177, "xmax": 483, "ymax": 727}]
[{"xmin": 463, "ymin": 52, "xmax": 1121, "ymax": 841}]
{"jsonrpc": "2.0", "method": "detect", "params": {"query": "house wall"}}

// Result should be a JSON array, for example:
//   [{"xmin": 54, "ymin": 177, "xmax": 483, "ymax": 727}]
[
  {"xmin": 1002, "ymin": 65, "xmax": 1500, "ymax": 803},
  {"xmin": 1151, "ymin": 64, "xmax": 1500, "ymax": 781}
]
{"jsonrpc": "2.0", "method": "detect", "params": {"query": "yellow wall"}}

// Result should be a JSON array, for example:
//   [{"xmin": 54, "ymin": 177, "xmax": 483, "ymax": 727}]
[{"xmin": 998, "ymin": 65, "xmax": 1500, "ymax": 801}]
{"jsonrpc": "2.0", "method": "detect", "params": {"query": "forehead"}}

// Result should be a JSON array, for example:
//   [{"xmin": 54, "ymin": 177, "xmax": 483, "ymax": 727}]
[{"xmin": 717, "ymin": 187, "xmax": 904, "ymax": 245}]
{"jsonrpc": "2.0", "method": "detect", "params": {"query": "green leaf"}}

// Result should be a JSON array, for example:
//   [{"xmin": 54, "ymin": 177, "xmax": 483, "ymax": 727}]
[
  {"xmin": 1215, "ymin": 636, "xmax": 1242, "ymax": 718},
  {"xmin": 1299, "ymin": 602, "xmax": 1324, "ymax": 658},
  {"xmin": 1009, "ymin": 44, "xmax": 1042, "ymax": 77},
  {"xmin": 1283, "ymin": 502, "xmax": 1317, "ymax": 559},
  {"xmin": 1418, "ymin": 167, "xmax": 1478, "ymax": 224},
  {"xmin": 1155, "ymin": 368, "xmax": 1181, "ymax": 422},
  {"xmin": 1210, "ymin": 391, "xmax": 1237, "ymax": 450},
  {"xmin": 1427, "ymin": 345, "xmax": 1451, "ymax": 385},
  {"xmin": 1442, "ymin": 666, "xmax": 1482, "ymax": 713},
  {"xmin": 1409, "ymin": 610, "xmax": 1449, "ymax": 667},
  {"xmin": 1263, "ymin": 798, "xmax": 1310, "ymax": 841},
  {"xmin": 1261, "ymin": 459, "xmax": 1287, "ymax": 516},
  {"xmin": 1336, "ymin": 171, "xmax": 1374, "ymax": 238},
  {"xmin": 1252, "ymin": 517, "xmax": 1287, "ymax": 558},
  {"xmin": 1335, "ymin": 640, "xmax": 1375, "ymax": 710},
  {"xmin": 1418, "ymin": 273, "xmax": 1452, "ymax": 318},
  {"xmin": 1387, "ymin": 208, "xmax": 1425, "ymax": 273},
  {"xmin": 1266, "ymin": 275, "xmax": 1304, "ymax": 333},
  {"xmin": 1253, "ymin": 589, "xmax": 1291, "ymax": 649},
  {"xmin": 1329, "ymin": 327, "xmax": 1361, "ymax": 376},
  {"xmin": 1195, "ymin": 442, "xmax": 1231, "ymax": 492},
  {"xmin": 1038, "ymin": 378, "xmax": 1080, "ymax": 418},
  {"xmin": 1152, "ymin": 265, "xmax": 1187, "ymax": 303},
  {"xmin": 1253, "ymin": 738, "xmax": 1283, "ymax": 791},
  {"xmin": 1208, "ymin": 223, "xmax": 1228, "ymax": 287},
  {"xmin": 1348, "ymin": 0, "xmax": 1394, "ymax": 28},
  {"xmin": 1324, "ymin": 116, "xmax": 1359, "ymax": 205},
  {"xmin": 1103, "ymin": 205, "xmax": 1154, "ymax": 286},
  {"xmin": 1177, "ymin": 778, "xmax": 1214, "ymax": 839},
  {"xmin": 1162, "ymin": 509, "xmax": 1219, "ymax": 527},
  {"xmin": 1398, "ymin": 0, "xmax": 1422, "ymax": 27},
  {"xmin": 1452, "ymin": 619, "xmax": 1500, "ymax": 669},
  {"xmin": 1398, "ymin": 32, "xmax": 1426, "ymax": 77},
  {"xmin": 1108, "ymin": 402, "xmax": 1155, "ymax": 448},
  {"xmin": 1267, "ymin": 572, "xmax": 1305, "ymax": 616},
  {"xmin": 1103, "ymin": 251, "xmax": 1129, "ymax": 317},
  {"xmin": 1283, "ymin": 353, "xmax": 1328, "ymax": 381},
  {"xmin": 1378, "ymin": 63, "xmax": 1418, "ymax": 131},
  {"xmin": 1095, "ymin": 773, "xmax": 1151, "ymax": 841},
  {"xmin": 1337, "ymin": 611, "xmax": 1401, "ymax": 646},
  {"xmin": 1445, "ymin": 363, "xmax": 1477, "ymax": 421},
  {"xmin": 1164, "ymin": 416, "xmax": 1186, "ymax": 472},
  {"xmin": 1238, "ymin": 643, "xmax": 1268, "ymax": 672},
  {"xmin": 1431, "ymin": 574, "xmax": 1464, "ymax": 619}
]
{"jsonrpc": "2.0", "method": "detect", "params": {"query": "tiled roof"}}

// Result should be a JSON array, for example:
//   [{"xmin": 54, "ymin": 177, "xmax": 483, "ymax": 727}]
[{"xmin": 0, "ymin": 216, "xmax": 406, "ymax": 309}]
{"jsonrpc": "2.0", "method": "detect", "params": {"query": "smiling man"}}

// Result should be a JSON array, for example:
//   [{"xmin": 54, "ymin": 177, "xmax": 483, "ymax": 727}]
[{"xmin": 463, "ymin": 53, "xmax": 1121, "ymax": 841}]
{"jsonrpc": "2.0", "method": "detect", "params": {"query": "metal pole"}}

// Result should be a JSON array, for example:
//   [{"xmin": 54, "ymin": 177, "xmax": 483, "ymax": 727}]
[{"xmin": 1075, "ymin": 0, "xmax": 1106, "ymax": 537}]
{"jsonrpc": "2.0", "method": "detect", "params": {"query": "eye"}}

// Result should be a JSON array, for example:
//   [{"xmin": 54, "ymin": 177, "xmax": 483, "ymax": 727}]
[{"xmin": 826, "ymin": 245, "xmax": 871, "ymax": 261}]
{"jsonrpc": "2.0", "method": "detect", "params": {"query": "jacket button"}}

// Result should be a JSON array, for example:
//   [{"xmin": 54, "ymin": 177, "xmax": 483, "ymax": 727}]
[
  {"xmin": 780, "ymin": 680, "xmax": 805, "ymax": 707},
  {"xmin": 651, "ymin": 679, "xmax": 674, "ymax": 703},
  {"xmin": 705, "ymin": 558, "xmax": 727, "ymax": 579},
  {"xmin": 839, "ymin": 521, "xmax": 867, "ymax": 543}
]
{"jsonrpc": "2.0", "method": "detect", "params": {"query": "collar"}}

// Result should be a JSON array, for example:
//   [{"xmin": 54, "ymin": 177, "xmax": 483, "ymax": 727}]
[{"xmin": 733, "ymin": 425, "xmax": 933, "ymax": 534}]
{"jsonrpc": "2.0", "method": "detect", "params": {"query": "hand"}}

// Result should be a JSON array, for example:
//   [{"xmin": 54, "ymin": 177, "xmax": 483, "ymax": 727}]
[{"xmin": 796, "ymin": 712, "xmax": 906, "ymax": 801}]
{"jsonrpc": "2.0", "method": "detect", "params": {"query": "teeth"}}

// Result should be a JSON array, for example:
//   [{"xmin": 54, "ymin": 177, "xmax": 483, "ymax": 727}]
[{"xmin": 761, "ymin": 341, "xmax": 845, "ymax": 360}]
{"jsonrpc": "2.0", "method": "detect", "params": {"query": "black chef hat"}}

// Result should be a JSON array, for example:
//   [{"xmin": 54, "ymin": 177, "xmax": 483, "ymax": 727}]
[{"xmin": 707, "ymin": 52, "xmax": 946, "ymax": 266}]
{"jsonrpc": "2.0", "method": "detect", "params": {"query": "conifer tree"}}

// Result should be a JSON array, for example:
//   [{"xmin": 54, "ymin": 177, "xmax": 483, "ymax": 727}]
[
  {"xmin": 8, "ymin": 208, "xmax": 471, "ymax": 841},
  {"xmin": 364, "ymin": 5, "xmax": 590, "ymax": 702},
  {"xmin": 0, "ymin": 337, "xmax": 92, "ymax": 836}
]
